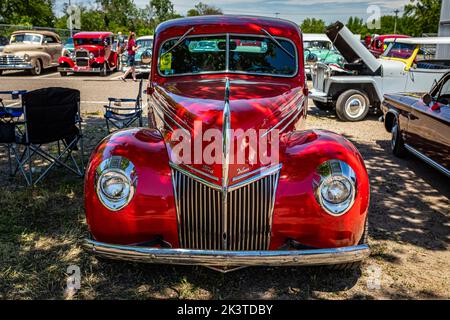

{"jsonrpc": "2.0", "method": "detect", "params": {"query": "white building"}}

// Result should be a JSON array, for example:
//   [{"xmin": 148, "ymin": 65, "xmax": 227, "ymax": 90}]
[{"xmin": 437, "ymin": 0, "xmax": 450, "ymax": 58}]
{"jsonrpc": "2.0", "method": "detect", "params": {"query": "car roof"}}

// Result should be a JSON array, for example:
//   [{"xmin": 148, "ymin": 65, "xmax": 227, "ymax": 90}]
[
  {"xmin": 374, "ymin": 34, "xmax": 409, "ymax": 40},
  {"xmin": 395, "ymin": 37, "xmax": 450, "ymax": 45},
  {"xmin": 303, "ymin": 34, "xmax": 330, "ymax": 42},
  {"xmin": 11, "ymin": 30, "xmax": 60, "ymax": 40},
  {"xmin": 155, "ymin": 15, "xmax": 301, "ymax": 39},
  {"xmin": 74, "ymin": 32, "xmax": 114, "ymax": 39}
]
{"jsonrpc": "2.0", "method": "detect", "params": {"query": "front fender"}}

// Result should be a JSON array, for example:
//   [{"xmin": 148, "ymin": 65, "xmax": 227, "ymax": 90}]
[
  {"xmin": 94, "ymin": 56, "xmax": 106, "ymax": 64},
  {"xmin": 58, "ymin": 56, "xmax": 75, "ymax": 67},
  {"xmin": 84, "ymin": 128, "xmax": 179, "ymax": 246},
  {"xmin": 270, "ymin": 129, "xmax": 370, "ymax": 249}
]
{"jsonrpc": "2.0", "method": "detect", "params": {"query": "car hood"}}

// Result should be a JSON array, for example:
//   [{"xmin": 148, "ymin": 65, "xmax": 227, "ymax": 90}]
[
  {"xmin": 151, "ymin": 76, "xmax": 305, "ymax": 186},
  {"xmin": 1, "ymin": 43, "xmax": 41, "ymax": 54},
  {"xmin": 326, "ymin": 21, "xmax": 381, "ymax": 73}
]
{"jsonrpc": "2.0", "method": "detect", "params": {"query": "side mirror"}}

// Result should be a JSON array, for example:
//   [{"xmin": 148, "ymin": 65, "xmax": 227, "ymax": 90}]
[
  {"xmin": 141, "ymin": 50, "xmax": 152, "ymax": 65},
  {"xmin": 422, "ymin": 93, "xmax": 432, "ymax": 105}
]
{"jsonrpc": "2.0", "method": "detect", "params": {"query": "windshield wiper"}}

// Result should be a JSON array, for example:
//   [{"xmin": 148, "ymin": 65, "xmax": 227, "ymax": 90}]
[
  {"xmin": 260, "ymin": 28, "xmax": 294, "ymax": 59},
  {"xmin": 162, "ymin": 27, "xmax": 195, "ymax": 55}
]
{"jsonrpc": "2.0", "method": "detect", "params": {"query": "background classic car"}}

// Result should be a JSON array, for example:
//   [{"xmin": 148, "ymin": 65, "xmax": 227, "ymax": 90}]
[
  {"xmin": 368, "ymin": 34, "xmax": 410, "ymax": 58},
  {"xmin": 83, "ymin": 15, "xmax": 370, "ymax": 272},
  {"xmin": 0, "ymin": 30, "xmax": 62, "ymax": 76},
  {"xmin": 121, "ymin": 35, "xmax": 153, "ymax": 74},
  {"xmin": 310, "ymin": 22, "xmax": 450, "ymax": 121},
  {"xmin": 58, "ymin": 32, "xmax": 118, "ymax": 76},
  {"xmin": 303, "ymin": 33, "xmax": 346, "ymax": 77},
  {"xmin": 382, "ymin": 71, "xmax": 450, "ymax": 176}
]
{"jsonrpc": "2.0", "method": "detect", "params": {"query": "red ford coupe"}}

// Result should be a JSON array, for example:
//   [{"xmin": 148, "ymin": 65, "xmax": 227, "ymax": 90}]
[{"xmin": 83, "ymin": 16, "xmax": 370, "ymax": 272}]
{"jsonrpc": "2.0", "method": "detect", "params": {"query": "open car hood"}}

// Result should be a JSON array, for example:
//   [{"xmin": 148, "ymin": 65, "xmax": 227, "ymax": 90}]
[{"xmin": 326, "ymin": 21, "xmax": 381, "ymax": 73}]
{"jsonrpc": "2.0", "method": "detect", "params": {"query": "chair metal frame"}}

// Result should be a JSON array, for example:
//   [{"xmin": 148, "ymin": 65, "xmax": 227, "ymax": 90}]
[
  {"xmin": 1, "ymin": 89, "xmax": 85, "ymax": 186},
  {"xmin": 104, "ymin": 77, "xmax": 144, "ymax": 133}
]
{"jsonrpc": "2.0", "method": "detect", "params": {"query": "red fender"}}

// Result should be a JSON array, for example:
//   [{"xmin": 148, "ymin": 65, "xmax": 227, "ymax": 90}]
[
  {"xmin": 58, "ymin": 56, "xmax": 75, "ymax": 68},
  {"xmin": 84, "ymin": 128, "xmax": 179, "ymax": 246},
  {"xmin": 269, "ymin": 129, "xmax": 370, "ymax": 249}
]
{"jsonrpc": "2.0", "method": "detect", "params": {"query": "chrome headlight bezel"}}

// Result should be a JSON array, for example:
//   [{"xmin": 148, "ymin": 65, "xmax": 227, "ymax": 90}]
[
  {"xmin": 89, "ymin": 52, "xmax": 95, "ymax": 60},
  {"xmin": 23, "ymin": 54, "xmax": 31, "ymax": 62},
  {"xmin": 95, "ymin": 156, "xmax": 137, "ymax": 211},
  {"xmin": 313, "ymin": 160, "xmax": 357, "ymax": 216}
]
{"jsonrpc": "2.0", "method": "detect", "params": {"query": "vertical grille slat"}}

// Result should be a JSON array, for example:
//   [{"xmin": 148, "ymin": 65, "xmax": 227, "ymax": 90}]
[{"xmin": 172, "ymin": 169, "xmax": 280, "ymax": 251}]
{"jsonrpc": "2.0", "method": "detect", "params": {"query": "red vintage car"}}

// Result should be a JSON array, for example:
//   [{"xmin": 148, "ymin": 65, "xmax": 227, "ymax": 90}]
[
  {"xmin": 369, "ymin": 34, "xmax": 410, "ymax": 58},
  {"xmin": 58, "ymin": 32, "xmax": 118, "ymax": 76},
  {"xmin": 83, "ymin": 16, "xmax": 370, "ymax": 272}
]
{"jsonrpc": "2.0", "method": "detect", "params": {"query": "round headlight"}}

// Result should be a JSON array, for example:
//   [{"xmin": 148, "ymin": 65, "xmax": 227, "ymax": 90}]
[
  {"xmin": 314, "ymin": 160, "xmax": 356, "ymax": 216},
  {"xmin": 23, "ymin": 54, "xmax": 31, "ymax": 61},
  {"xmin": 69, "ymin": 51, "xmax": 75, "ymax": 59},
  {"xmin": 95, "ymin": 156, "xmax": 137, "ymax": 211},
  {"xmin": 89, "ymin": 52, "xmax": 95, "ymax": 59}
]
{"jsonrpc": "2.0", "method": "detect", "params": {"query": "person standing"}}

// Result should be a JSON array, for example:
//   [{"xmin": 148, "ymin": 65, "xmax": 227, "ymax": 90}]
[{"xmin": 121, "ymin": 32, "xmax": 140, "ymax": 82}]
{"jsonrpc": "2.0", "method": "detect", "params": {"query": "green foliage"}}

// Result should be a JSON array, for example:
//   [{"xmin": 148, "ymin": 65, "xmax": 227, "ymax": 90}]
[
  {"xmin": 187, "ymin": 2, "xmax": 223, "ymax": 17},
  {"xmin": 300, "ymin": 18, "xmax": 326, "ymax": 33},
  {"xmin": 404, "ymin": 0, "xmax": 442, "ymax": 36},
  {"xmin": 0, "ymin": 0, "xmax": 55, "ymax": 27}
]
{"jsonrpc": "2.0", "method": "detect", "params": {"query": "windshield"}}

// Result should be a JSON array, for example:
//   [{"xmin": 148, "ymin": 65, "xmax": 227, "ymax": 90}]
[
  {"xmin": 136, "ymin": 39, "xmax": 153, "ymax": 49},
  {"xmin": 383, "ymin": 42, "xmax": 416, "ymax": 59},
  {"xmin": 10, "ymin": 34, "xmax": 42, "ymax": 44},
  {"xmin": 159, "ymin": 34, "xmax": 297, "ymax": 77},
  {"xmin": 304, "ymin": 40, "xmax": 332, "ymax": 50},
  {"xmin": 74, "ymin": 38, "xmax": 104, "ymax": 46}
]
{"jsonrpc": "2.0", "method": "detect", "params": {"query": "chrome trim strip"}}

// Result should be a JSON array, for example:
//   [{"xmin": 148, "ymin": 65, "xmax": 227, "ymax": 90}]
[
  {"xmin": 221, "ymin": 78, "xmax": 231, "ymax": 249},
  {"xmin": 405, "ymin": 144, "xmax": 450, "ymax": 177},
  {"xmin": 169, "ymin": 162, "xmax": 222, "ymax": 191},
  {"xmin": 181, "ymin": 163, "xmax": 220, "ymax": 182},
  {"xmin": 229, "ymin": 163, "xmax": 282, "ymax": 191},
  {"xmin": 150, "ymin": 96, "xmax": 190, "ymax": 134},
  {"xmin": 84, "ymin": 239, "xmax": 370, "ymax": 270},
  {"xmin": 261, "ymin": 95, "xmax": 305, "ymax": 138},
  {"xmin": 232, "ymin": 163, "xmax": 281, "ymax": 182}
]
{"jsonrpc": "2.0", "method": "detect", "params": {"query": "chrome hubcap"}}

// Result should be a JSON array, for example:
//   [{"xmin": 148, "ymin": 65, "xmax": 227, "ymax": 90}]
[{"xmin": 345, "ymin": 95, "xmax": 366, "ymax": 118}]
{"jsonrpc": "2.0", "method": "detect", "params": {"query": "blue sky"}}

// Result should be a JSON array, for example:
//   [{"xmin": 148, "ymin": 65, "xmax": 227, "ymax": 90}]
[{"xmin": 54, "ymin": 0, "xmax": 410, "ymax": 24}]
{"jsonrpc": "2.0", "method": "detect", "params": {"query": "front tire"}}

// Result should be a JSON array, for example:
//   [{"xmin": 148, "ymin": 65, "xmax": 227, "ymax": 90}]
[
  {"xmin": 391, "ymin": 117, "xmax": 407, "ymax": 157},
  {"xmin": 100, "ymin": 63, "xmax": 108, "ymax": 77},
  {"xmin": 30, "ymin": 59, "xmax": 42, "ymax": 76},
  {"xmin": 60, "ymin": 71, "xmax": 67, "ymax": 77},
  {"xmin": 313, "ymin": 100, "xmax": 334, "ymax": 111},
  {"xmin": 336, "ymin": 90, "xmax": 370, "ymax": 122},
  {"xmin": 326, "ymin": 218, "xmax": 369, "ymax": 271},
  {"xmin": 0, "ymin": 70, "xmax": 3, "ymax": 76}
]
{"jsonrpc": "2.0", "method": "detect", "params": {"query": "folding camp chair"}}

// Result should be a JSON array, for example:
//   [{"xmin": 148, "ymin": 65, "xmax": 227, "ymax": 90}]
[
  {"xmin": 104, "ymin": 77, "xmax": 144, "ymax": 133},
  {"xmin": 14, "ymin": 87, "xmax": 85, "ymax": 185},
  {"xmin": 0, "ymin": 91, "xmax": 27, "ymax": 180}
]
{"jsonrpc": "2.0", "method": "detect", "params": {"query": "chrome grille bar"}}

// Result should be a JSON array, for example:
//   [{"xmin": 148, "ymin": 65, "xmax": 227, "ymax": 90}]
[{"xmin": 172, "ymin": 168, "xmax": 280, "ymax": 251}]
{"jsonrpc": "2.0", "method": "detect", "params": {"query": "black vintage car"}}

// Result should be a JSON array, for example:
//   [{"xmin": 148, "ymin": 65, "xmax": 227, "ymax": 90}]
[{"xmin": 381, "ymin": 72, "xmax": 450, "ymax": 177}]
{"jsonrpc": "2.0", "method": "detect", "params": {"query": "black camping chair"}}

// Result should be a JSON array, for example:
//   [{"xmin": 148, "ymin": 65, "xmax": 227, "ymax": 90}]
[
  {"xmin": 15, "ymin": 87, "xmax": 84, "ymax": 185},
  {"xmin": 104, "ymin": 77, "xmax": 144, "ymax": 133},
  {"xmin": 0, "ymin": 91, "xmax": 27, "ymax": 179}
]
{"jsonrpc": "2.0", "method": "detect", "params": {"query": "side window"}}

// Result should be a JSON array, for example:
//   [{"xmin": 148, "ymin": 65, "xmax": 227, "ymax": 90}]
[{"xmin": 44, "ymin": 36, "xmax": 57, "ymax": 44}]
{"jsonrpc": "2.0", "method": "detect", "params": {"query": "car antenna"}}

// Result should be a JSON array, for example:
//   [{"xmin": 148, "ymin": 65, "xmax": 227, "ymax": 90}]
[
  {"xmin": 260, "ymin": 28, "xmax": 294, "ymax": 59},
  {"xmin": 162, "ymin": 27, "xmax": 195, "ymax": 55}
]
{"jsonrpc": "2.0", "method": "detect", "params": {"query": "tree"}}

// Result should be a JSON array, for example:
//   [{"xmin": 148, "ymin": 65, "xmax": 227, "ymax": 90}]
[
  {"xmin": 187, "ymin": 2, "xmax": 223, "ymax": 16},
  {"xmin": 346, "ymin": 17, "xmax": 369, "ymax": 36},
  {"xmin": 300, "ymin": 18, "xmax": 326, "ymax": 33},
  {"xmin": 404, "ymin": 0, "xmax": 442, "ymax": 36},
  {"xmin": 0, "ymin": 0, "xmax": 55, "ymax": 27}
]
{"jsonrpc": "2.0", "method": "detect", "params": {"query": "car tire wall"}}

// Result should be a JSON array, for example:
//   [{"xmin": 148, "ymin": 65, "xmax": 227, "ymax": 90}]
[
  {"xmin": 391, "ymin": 117, "xmax": 407, "ymax": 157},
  {"xmin": 30, "ymin": 59, "xmax": 42, "ymax": 76},
  {"xmin": 100, "ymin": 62, "xmax": 108, "ymax": 77},
  {"xmin": 313, "ymin": 100, "xmax": 334, "ymax": 111},
  {"xmin": 336, "ymin": 89, "xmax": 370, "ymax": 122}
]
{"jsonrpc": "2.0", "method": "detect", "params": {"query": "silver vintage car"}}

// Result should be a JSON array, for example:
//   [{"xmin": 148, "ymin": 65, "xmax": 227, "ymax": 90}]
[
  {"xmin": 310, "ymin": 22, "xmax": 450, "ymax": 121},
  {"xmin": 0, "ymin": 30, "xmax": 62, "ymax": 76}
]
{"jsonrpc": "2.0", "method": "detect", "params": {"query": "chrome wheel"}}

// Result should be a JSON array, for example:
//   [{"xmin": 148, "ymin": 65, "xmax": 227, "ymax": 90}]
[{"xmin": 345, "ymin": 95, "xmax": 367, "ymax": 119}]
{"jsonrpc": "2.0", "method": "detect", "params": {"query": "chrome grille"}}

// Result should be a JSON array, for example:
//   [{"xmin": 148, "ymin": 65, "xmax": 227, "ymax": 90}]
[
  {"xmin": 312, "ymin": 63, "xmax": 327, "ymax": 92},
  {"xmin": 75, "ymin": 50, "xmax": 89, "ymax": 58},
  {"xmin": 0, "ymin": 55, "xmax": 25, "ymax": 65},
  {"xmin": 76, "ymin": 59, "xmax": 88, "ymax": 67},
  {"xmin": 172, "ymin": 169, "xmax": 280, "ymax": 251}
]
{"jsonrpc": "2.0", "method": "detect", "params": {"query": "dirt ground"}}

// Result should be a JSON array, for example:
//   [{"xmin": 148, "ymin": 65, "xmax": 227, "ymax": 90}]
[{"xmin": 0, "ymin": 102, "xmax": 449, "ymax": 300}]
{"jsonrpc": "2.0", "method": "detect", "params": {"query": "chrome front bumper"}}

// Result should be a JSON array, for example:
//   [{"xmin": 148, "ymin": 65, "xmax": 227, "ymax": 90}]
[
  {"xmin": 58, "ymin": 67, "xmax": 101, "ymax": 73},
  {"xmin": 84, "ymin": 239, "xmax": 370, "ymax": 269},
  {"xmin": 309, "ymin": 88, "xmax": 330, "ymax": 103},
  {"xmin": 0, "ymin": 64, "xmax": 33, "ymax": 70}
]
